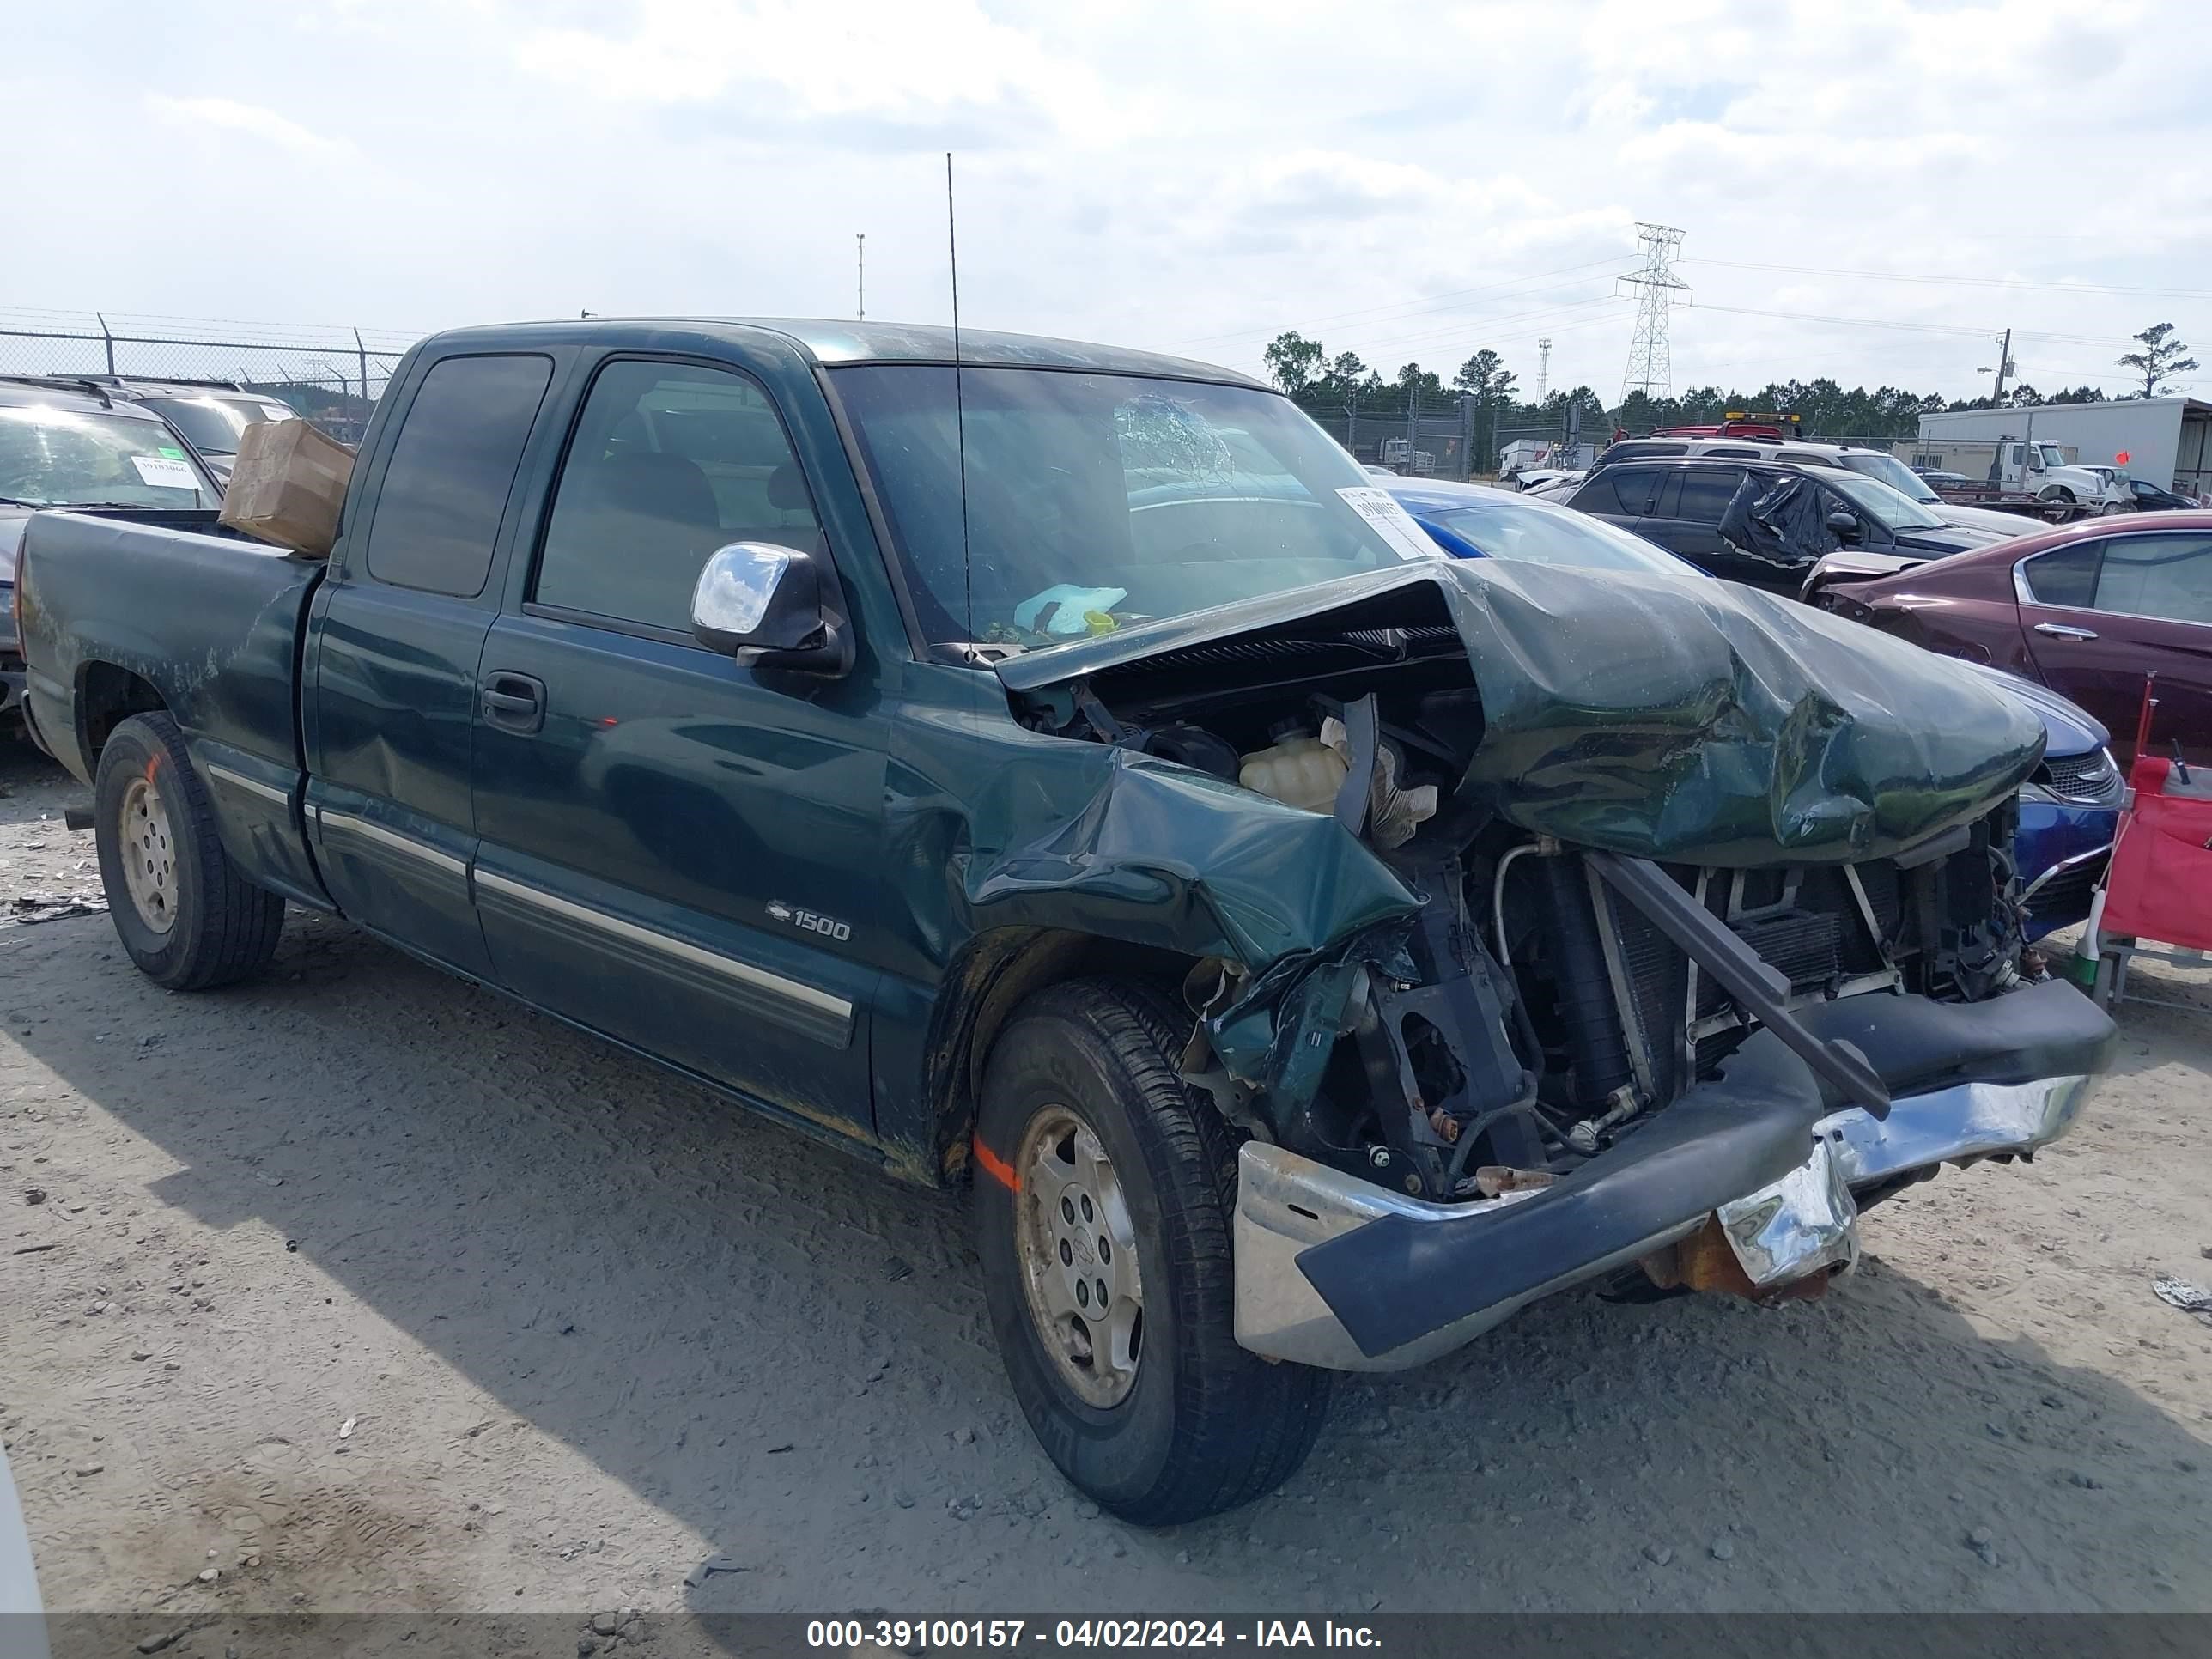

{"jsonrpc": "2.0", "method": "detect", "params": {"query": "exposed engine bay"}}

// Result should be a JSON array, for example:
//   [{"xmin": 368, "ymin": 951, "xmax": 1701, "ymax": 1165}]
[{"xmin": 1008, "ymin": 587, "xmax": 2035, "ymax": 1207}]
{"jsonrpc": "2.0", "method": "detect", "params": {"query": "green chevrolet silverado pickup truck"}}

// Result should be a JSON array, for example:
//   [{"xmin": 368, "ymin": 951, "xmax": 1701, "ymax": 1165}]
[{"xmin": 15, "ymin": 318, "xmax": 2117, "ymax": 1523}]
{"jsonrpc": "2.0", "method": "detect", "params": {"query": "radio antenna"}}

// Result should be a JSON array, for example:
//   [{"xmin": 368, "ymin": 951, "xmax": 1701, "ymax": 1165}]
[{"xmin": 947, "ymin": 151, "xmax": 975, "ymax": 653}]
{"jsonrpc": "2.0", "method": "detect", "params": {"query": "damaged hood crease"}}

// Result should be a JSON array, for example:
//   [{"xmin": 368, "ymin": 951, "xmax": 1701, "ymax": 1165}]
[{"xmin": 986, "ymin": 556, "xmax": 2044, "ymax": 961}]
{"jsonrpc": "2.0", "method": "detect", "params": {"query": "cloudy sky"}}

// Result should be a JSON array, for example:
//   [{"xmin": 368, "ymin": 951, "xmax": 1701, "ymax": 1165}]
[{"xmin": 9, "ymin": 0, "xmax": 2209, "ymax": 402}]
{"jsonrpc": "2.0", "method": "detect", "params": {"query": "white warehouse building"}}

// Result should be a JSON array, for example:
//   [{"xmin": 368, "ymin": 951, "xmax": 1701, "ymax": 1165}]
[{"xmin": 1915, "ymin": 395, "xmax": 2210, "ymax": 496}]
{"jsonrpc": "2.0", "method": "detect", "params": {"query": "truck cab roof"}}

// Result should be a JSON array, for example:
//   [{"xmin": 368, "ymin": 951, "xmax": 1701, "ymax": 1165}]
[{"xmin": 416, "ymin": 317, "xmax": 1262, "ymax": 388}]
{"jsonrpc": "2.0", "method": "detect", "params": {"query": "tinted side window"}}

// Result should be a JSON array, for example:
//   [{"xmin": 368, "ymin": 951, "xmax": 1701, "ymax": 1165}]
[
  {"xmin": 2021, "ymin": 542, "xmax": 2100, "ymax": 608},
  {"xmin": 1674, "ymin": 467, "xmax": 1745, "ymax": 524},
  {"xmin": 1574, "ymin": 465, "xmax": 1660, "ymax": 516},
  {"xmin": 534, "ymin": 360, "xmax": 819, "ymax": 631},
  {"xmin": 2092, "ymin": 532, "xmax": 2212, "ymax": 624},
  {"xmin": 363, "ymin": 355, "xmax": 553, "ymax": 597}
]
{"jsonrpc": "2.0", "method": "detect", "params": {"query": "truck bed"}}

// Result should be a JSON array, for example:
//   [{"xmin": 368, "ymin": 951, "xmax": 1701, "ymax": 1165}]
[{"xmin": 16, "ymin": 507, "xmax": 332, "ymax": 909}]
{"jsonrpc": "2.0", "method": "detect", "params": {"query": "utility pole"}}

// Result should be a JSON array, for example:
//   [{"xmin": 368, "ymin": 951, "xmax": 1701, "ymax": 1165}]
[
  {"xmin": 1990, "ymin": 326, "xmax": 2013, "ymax": 404},
  {"xmin": 856, "ymin": 233, "xmax": 866, "ymax": 320},
  {"xmin": 1535, "ymin": 337, "xmax": 1552, "ymax": 404},
  {"xmin": 1618, "ymin": 223, "xmax": 1691, "ymax": 403}
]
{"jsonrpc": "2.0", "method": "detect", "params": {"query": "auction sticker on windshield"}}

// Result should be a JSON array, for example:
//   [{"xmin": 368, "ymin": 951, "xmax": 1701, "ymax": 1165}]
[
  {"xmin": 1336, "ymin": 486, "xmax": 1443, "ymax": 562},
  {"xmin": 130, "ymin": 455, "xmax": 199, "ymax": 489}
]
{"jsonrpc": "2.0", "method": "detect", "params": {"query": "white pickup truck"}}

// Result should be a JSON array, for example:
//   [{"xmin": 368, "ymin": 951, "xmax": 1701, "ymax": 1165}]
[{"xmin": 1990, "ymin": 438, "xmax": 2131, "ymax": 514}]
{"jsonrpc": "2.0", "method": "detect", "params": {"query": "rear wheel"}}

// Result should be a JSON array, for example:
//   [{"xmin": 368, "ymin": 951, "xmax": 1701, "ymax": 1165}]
[
  {"xmin": 973, "ymin": 978, "xmax": 1331, "ymax": 1524},
  {"xmin": 94, "ymin": 713, "xmax": 285, "ymax": 989}
]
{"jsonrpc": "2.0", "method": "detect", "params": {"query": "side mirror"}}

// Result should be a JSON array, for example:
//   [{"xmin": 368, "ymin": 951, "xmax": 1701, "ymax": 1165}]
[
  {"xmin": 690, "ymin": 542, "xmax": 851, "ymax": 676},
  {"xmin": 1825, "ymin": 509, "xmax": 1862, "ymax": 543}
]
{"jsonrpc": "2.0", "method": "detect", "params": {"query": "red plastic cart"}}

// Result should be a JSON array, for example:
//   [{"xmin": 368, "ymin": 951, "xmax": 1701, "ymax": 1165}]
[{"xmin": 2076, "ymin": 676, "xmax": 2212, "ymax": 1009}]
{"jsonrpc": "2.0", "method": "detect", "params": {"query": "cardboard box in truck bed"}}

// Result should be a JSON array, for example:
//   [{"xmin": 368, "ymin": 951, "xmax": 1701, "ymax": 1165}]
[{"xmin": 217, "ymin": 419, "xmax": 355, "ymax": 556}]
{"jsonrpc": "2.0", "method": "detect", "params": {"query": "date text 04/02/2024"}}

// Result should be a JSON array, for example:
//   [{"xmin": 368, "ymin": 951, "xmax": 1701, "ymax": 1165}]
[{"xmin": 804, "ymin": 1619, "xmax": 1382, "ymax": 1649}]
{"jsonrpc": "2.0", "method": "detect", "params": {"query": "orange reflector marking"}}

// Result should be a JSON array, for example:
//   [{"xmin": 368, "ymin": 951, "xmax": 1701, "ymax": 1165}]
[{"xmin": 973, "ymin": 1136, "xmax": 1020, "ymax": 1192}]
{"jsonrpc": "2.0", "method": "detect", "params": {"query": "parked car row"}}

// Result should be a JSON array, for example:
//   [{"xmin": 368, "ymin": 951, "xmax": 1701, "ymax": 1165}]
[
  {"xmin": 11, "ymin": 314, "xmax": 2118, "ymax": 1525},
  {"xmin": 1, "ymin": 379, "xmax": 228, "ymax": 725},
  {"xmin": 1526, "ymin": 449, "xmax": 2206, "ymax": 755},
  {"xmin": 1806, "ymin": 513, "xmax": 2212, "ymax": 768},
  {"xmin": 3, "ymin": 374, "xmax": 297, "ymax": 481},
  {"xmin": 1562, "ymin": 455, "xmax": 2012, "ymax": 592},
  {"xmin": 1593, "ymin": 435, "xmax": 2037, "ymax": 534}
]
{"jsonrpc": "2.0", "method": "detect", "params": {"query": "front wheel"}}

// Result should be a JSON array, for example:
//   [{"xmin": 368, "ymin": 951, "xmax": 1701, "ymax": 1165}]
[
  {"xmin": 973, "ymin": 978, "xmax": 1330, "ymax": 1524},
  {"xmin": 94, "ymin": 713, "xmax": 285, "ymax": 989}
]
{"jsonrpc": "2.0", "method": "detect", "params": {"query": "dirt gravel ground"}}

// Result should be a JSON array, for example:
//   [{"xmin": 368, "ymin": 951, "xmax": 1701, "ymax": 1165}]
[{"xmin": 3, "ymin": 740, "xmax": 2210, "ymax": 1627}]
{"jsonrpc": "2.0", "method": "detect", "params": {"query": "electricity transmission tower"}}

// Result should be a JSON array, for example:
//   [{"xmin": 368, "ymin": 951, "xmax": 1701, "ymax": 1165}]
[{"xmin": 1618, "ymin": 223, "xmax": 1691, "ymax": 403}]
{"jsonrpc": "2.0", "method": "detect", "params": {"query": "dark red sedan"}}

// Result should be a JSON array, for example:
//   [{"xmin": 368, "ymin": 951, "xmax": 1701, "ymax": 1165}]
[{"xmin": 1804, "ymin": 512, "xmax": 2212, "ymax": 765}]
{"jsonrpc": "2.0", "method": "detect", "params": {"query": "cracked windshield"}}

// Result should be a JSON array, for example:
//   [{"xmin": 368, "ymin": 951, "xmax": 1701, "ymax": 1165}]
[{"xmin": 831, "ymin": 364, "xmax": 1438, "ymax": 647}]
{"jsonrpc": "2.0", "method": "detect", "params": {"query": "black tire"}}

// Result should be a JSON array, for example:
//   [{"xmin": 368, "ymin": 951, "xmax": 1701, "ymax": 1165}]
[
  {"xmin": 973, "ymin": 977, "xmax": 1331, "ymax": 1524},
  {"xmin": 94, "ymin": 713, "xmax": 284, "ymax": 990}
]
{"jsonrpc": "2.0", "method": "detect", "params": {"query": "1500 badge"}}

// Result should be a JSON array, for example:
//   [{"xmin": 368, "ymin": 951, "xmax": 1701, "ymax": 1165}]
[{"xmin": 767, "ymin": 902, "xmax": 853, "ymax": 942}]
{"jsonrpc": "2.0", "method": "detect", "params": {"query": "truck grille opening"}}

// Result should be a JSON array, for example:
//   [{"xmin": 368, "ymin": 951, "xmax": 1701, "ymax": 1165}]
[{"xmin": 1592, "ymin": 859, "xmax": 1903, "ymax": 1107}]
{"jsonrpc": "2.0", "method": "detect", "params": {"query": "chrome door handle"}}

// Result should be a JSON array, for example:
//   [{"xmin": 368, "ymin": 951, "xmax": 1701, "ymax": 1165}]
[{"xmin": 2033, "ymin": 622, "xmax": 2099, "ymax": 641}]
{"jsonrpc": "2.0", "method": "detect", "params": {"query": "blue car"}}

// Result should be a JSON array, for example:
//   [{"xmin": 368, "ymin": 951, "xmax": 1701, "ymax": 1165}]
[
  {"xmin": 1386, "ymin": 478, "xmax": 2118, "ymax": 939},
  {"xmin": 1386, "ymin": 477, "xmax": 1698, "ymax": 577}
]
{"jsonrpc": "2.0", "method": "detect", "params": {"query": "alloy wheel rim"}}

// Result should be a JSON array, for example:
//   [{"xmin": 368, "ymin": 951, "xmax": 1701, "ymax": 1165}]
[
  {"xmin": 1012, "ymin": 1103, "xmax": 1145, "ymax": 1408},
  {"xmin": 119, "ymin": 775, "xmax": 179, "ymax": 935}
]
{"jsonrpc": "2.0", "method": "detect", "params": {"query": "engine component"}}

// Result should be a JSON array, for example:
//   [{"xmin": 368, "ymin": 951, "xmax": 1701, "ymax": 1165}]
[
  {"xmin": 1238, "ymin": 730, "xmax": 1348, "ymax": 814},
  {"xmin": 1565, "ymin": 1084, "xmax": 1641, "ymax": 1156},
  {"xmin": 1539, "ymin": 854, "xmax": 1638, "ymax": 1110},
  {"xmin": 1142, "ymin": 723, "xmax": 1241, "ymax": 781},
  {"xmin": 1347, "ymin": 869, "xmax": 1541, "ymax": 1197},
  {"xmin": 1474, "ymin": 1164, "xmax": 1553, "ymax": 1199},
  {"xmin": 1319, "ymin": 714, "xmax": 1437, "ymax": 850}
]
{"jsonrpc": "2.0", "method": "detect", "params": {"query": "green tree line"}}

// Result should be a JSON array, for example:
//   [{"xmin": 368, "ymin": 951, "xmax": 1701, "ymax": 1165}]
[{"xmin": 1260, "ymin": 321, "xmax": 2191, "ymax": 453}]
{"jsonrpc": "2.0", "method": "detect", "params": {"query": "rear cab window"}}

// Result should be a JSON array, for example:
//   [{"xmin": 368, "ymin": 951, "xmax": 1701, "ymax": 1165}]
[{"xmin": 362, "ymin": 355, "xmax": 555, "ymax": 597}]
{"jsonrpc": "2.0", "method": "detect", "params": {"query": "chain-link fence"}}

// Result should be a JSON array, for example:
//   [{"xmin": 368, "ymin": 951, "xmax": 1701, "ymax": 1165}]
[
  {"xmin": 0, "ymin": 307, "xmax": 416, "ymax": 444},
  {"xmin": 1301, "ymin": 397, "xmax": 1480, "ymax": 481}
]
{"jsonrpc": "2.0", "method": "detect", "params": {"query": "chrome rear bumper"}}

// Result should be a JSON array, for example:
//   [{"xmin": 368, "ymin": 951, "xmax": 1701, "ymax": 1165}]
[{"xmin": 1234, "ymin": 1071, "xmax": 2095, "ymax": 1372}]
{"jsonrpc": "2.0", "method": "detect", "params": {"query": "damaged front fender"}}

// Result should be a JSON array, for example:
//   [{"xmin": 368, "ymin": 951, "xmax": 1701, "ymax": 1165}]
[{"xmin": 957, "ymin": 745, "xmax": 1423, "ymax": 969}]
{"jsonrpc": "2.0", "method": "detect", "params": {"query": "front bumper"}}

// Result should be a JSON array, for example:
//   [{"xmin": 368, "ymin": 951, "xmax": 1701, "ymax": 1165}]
[{"xmin": 1234, "ymin": 979, "xmax": 2112, "ymax": 1372}]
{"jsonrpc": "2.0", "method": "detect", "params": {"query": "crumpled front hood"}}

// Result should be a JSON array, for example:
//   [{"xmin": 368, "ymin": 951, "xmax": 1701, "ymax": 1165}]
[{"xmin": 1003, "ymin": 557, "xmax": 2047, "ymax": 866}]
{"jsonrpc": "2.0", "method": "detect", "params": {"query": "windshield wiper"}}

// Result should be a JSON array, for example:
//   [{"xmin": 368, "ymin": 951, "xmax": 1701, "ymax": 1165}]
[
  {"xmin": 63, "ymin": 501, "xmax": 205, "ymax": 511},
  {"xmin": 0, "ymin": 496, "xmax": 49, "ymax": 508}
]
